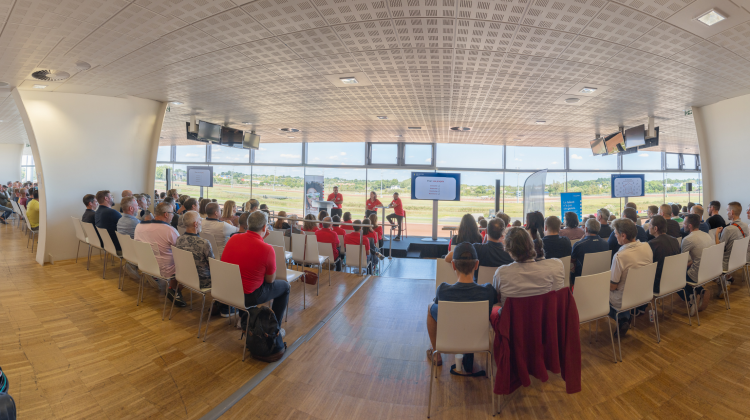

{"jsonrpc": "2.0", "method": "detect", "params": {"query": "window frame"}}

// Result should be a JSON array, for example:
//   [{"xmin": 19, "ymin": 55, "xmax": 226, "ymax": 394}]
[{"xmin": 365, "ymin": 142, "xmax": 435, "ymax": 168}]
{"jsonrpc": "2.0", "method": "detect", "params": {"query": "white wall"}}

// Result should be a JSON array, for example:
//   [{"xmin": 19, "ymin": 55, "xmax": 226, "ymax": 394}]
[
  {"xmin": 693, "ymin": 95, "xmax": 750, "ymax": 221},
  {"xmin": 0, "ymin": 144, "xmax": 22, "ymax": 183},
  {"xmin": 13, "ymin": 90, "xmax": 166, "ymax": 264}
]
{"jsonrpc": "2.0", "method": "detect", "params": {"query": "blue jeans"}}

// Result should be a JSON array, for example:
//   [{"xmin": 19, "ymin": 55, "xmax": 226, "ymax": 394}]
[
  {"xmin": 0, "ymin": 205, "xmax": 12, "ymax": 219},
  {"xmin": 609, "ymin": 305, "xmax": 631, "ymax": 324}
]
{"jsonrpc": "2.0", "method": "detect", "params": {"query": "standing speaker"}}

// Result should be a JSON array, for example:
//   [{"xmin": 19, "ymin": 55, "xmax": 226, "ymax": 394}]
[{"xmin": 687, "ymin": 182, "xmax": 692, "ymax": 192}]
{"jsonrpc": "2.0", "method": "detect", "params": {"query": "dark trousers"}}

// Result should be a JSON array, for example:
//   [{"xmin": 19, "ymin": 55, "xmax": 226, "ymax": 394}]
[
  {"xmin": 609, "ymin": 305, "xmax": 631, "ymax": 324},
  {"xmin": 677, "ymin": 273, "xmax": 703, "ymax": 301},
  {"xmin": 386, "ymin": 214, "xmax": 403, "ymax": 237},
  {"xmin": 0, "ymin": 205, "xmax": 11, "ymax": 219},
  {"xmin": 364, "ymin": 210, "xmax": 377, "ymax": 219},
  {"xmin": 331, "ymin": 208, "xmax": 343, "ymax": 218},
  {"xmin": 244, "ymin": 280, "xmax": 291, "ymax": 327}
]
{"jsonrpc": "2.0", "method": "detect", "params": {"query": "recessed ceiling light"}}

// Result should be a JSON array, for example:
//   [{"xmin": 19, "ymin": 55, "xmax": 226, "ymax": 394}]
[
  {"xmin": 376, "ymin": 116, "xmax": 388, "ymax": 119},
  {"xmin": 33, "ymin": 84, "xmax": 47, "ymax": 89},
  {"xmin": 287, "ymin": 136, "xmax": 295, "ymax": 138},
  {"xmin": 170, "ymin": 101, "xmax": 183, "ymax": 105},
  {"xmin": 564, "ymin": 98, "xmax": 580, "ymax": 104},
  {"xmin": 340, "ymin": 77, "xmax": 358, "ymax": 84},
  {"xmin": 242, "ymin": 122, "xmax": 252, "ymax": 125},
  {"xmin": 535, "ymin": 120, "xmax": 546, "ymax": 125},
  {"xmin": 407, "ymin": 126, "xmax": 422, "ymax": 130},
  {"xmin": 697, "ymin": 9, "xmax": 726, "ymax": 26},
  {"xmin": 579, "ymin": 87, "xmax": 597, "ymax": 94},
  {"xmin": 75, "ymin": 61, "xmax": 91, "ymax": 71}
]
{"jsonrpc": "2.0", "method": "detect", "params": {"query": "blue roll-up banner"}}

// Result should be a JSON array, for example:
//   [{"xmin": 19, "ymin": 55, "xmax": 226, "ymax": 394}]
[{"xmin": 561, "ymin": 192, "xmax": 582, "ymax": 223}]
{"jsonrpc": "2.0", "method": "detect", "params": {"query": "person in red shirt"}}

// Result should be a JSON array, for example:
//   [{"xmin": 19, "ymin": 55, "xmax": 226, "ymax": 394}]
[
  {"xmin": 364, "ymin": 191, "xmax": 383, "ymax": 219},
  {"xmin": 386, "ymin": 192, "xmax": 405, "ymax": 240},
  {"xmin": 344, "ymin": 220, "xmax": 373, "ymax": 273},
  {"xmin": 362, "ymin": 219, "xmax": 384, "ymax": 260},
  {"xmin": 315, "ymin": 216, "xmax": 343, "ymax": 271},
  {"xmin": 331, "ymin": 215, "xmax": 347, "ymax": 236},
  {"xmin": 221, "ymin": 211, "xmax": 289, "ymax": 331},
  {"xmin": 341, "ymin": 212, "xmax": 354, "ymax": 230},
  {"xmin": 327, "ymin": 186, "xmax": 343, "ymax": 219},
  {"xmin": 302, "ymin": 213, "xmax": 319, "ymax": 232},
  {"xmin": 368, "ymin": 213, "xmax": 384, "ymax": 248}
]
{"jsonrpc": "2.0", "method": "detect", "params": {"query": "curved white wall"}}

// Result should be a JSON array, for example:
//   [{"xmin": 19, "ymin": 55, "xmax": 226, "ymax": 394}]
[
  {"xmin": 0, "ymin": 144, "xmax": 23, "ymax": 183},
  {"xmin": 12, "ymin": 90, "xmax": 166, "ymax": 264}
]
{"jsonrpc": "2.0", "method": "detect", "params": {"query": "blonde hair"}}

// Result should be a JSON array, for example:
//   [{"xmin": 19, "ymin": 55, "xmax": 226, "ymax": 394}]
[{"xmin": 222, "ymin": 200, "xmax": 236, "ymax": 220}]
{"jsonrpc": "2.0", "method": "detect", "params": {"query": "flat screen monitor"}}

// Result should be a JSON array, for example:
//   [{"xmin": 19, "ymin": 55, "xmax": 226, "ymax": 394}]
[
  {"xmin": 243, "ymin": 132, "xmax": 260, "ymax": 150},
  {"xmin": 605, "ymin": 132, "xmax": 625, "ymax": 155},
  {"xmin": 187, "ymin": 166, "xmax": 213, "ymax": 188},
  {"xmin": 611, "ymin": 174, "xmax": 645, "ymax": 198},
  {"xmin": 590, "ymin": 137, "xmax": 606, "ymax": 155},
  {"xmin": 624, "ymin": 124, "xmax": 646, "ymax": 149},
  {"xmin": 197, "ymin": 121, "xmax": 221, "ymax": 144},
  {"xmin": 185, "ymin": 122, "xmax": 198, "ymax": 141},
  {"xmin": 220, "ymin": 126, "xmax": 244, "ymax": 148},
  {"xmin": 410, "ymin": 172, "xmax": 461, "ymax": 201}
]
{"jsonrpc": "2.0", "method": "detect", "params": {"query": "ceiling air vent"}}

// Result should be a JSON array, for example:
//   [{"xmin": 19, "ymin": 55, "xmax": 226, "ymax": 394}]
[
  {"xmin": 407, "ymin": 126, "xmax": 422, "ymax": 130},
  {"xmin": 31, "ymin": 69, "xmax": 70, "ymax": 81},
  {"xmin": 450, "ymin": 127, "xmax": 471, "ymax": 131},
  {"xmin": 280, "ymin": 128, "xmax": 300, "ymax": 132}
]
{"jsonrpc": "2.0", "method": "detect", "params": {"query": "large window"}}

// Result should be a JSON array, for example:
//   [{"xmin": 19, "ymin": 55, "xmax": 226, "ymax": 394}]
[
  {"xmin": 623, "ymin": 150, "xmax": 662, "ymax": 170},
  {"xmin": 211, "ymin": 145, "xmax": 250, "ymax": 164},
  {"xmin": 369, "ymin": 143, "xmax": 399, "ymax": 165},
  {"xmin": 436, "ymin": 144, "xmax": 503, "ymax": 169},
  {"xmin": 252, "ymin": 166, "xmax": 304, "ymax": 215},
  {"xmin": 665, "ymin": 153, "xmax": 679, "ymax": 169},
  {"xmin": 156, "ymin": 146, "xmax": 172, "ymax": 162},
  {"xmin": 568, "ymin": 148, "xmax": 618, "ymax": 170},
  {"xmin": 21, "ymin": 155, "xmax": 36, "ymax": 183},
  {"xmin": 305, "ymin": 167, "xmax": 367, "ymax": 217},
  {"xmin": 506, "ymin": 146, "xmax": 564, "ymax": 170},
  {"xmin": 306, "ymin": 142, "xmax": 365, "ymax": 166},
  {"xmin": 254, "ymin": 143, "xmax": 302, "ymax": 164},
  {"xmin": 175, "ymin": 144, "xmax": 207, "ymax": 162},
  {"xmin": 404, "ymin": 144, "xmax": 433, "ymax": 166}
]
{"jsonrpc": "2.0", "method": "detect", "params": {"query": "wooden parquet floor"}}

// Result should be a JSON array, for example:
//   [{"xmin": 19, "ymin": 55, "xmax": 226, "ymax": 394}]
[{"xmin": 0, "ymin": 223, "xmax": 367, "ymax": 419}]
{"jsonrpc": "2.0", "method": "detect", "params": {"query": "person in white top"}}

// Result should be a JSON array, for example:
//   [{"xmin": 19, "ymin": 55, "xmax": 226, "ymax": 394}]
[
  {"xmin": 201, "ymin": 202, "xmax": 238, "ymax": 254},
  {"xmin": 492, "ymin": 227, "xmax": 565, "ymax": 307},
  {"xmin": 609, "ymin": 218, "xmax": 653, "ymax": 338},
  {"xmin": 679, "ymin": 213, "xmax": 714, "ymax": 316},
  {"xmin": 714, "ymin": 201, "xmax": 748, "ymax": 296}
]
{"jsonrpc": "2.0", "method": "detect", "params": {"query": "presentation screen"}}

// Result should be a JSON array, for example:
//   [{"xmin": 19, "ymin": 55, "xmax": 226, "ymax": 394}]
[
  {"xmin": 187, "ymin": 166, "xmax": 214, "ymax": 188},
  {"xmin": 611, "ymin": 174, "xmax": 645, "ymax": 198},
  {"xmin": 411, "ymin": 172, "xmax": 460, "ymax": 201}
]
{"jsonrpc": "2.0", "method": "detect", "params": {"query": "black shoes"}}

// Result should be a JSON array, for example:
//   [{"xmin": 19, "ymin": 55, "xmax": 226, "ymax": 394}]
[
  {"xmin": 167, "ymin": 289, "xmax": 186, "ymax": 307},
  {"xmin": 613, "ymin": 321, "xmax": 630, "ymax": 338}
]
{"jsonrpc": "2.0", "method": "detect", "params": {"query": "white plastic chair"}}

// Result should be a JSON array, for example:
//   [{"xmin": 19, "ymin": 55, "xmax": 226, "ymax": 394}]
[
  {"xmin": 266, "ymin": 230, "xmax": 291, "ymax": 261},
  {"xmin": 11, "ymin": 201, "xmax": 24, "ymax": 232},
  {"xmin": 204, "ymin": 258, "xmax": 253, "ymax": 361},
  {"xmin": 612, "ymin": 262, "xmax": 658, "ymax": 362},
  {"xmin": 318, "ymin": 241, "xmax": 340, "ymax": 272},
  {"xmin": 573, "ymin": 271, "xmax": 616, "ymax": 363},
  {"xmin": 652, "ymin": 252, "xmax": 691, "ymax": 333},
  {"xmin": 427, "ymin": 300, "xmax": 494, "ymax": 417},
  {"xmin": 80, "ymin": 222, "xmax": 104, "ymax": 272},
  {"xmin": 99, "ymin": 228, "xmax": 123, "ymax": 281},
  {"xmin": 708, "ymin": 228, "xmax": 718, "ymax": 242},
  {"xmin": 570, "ymin": 239, "xmax": 580, "ymax": 248},
  {"xmin": 345, "ymin": 243, "xmax": 370, "ymax": 276},
  {"xmin": 722, "ymin": 236, "xmax": 750, "ymax": 309},
  {"xmin": 302, "ymin": 235, "xmax": 330, "ymax": 291},
  {"xmin": 677, "ymin": 236, "xmax": 683, "ymax": 247},
  {"xmin": 435, "ymin": 259, "xmax": 456, "ymax": 290},
  {"xmin": 559, "ymin": 256, "xmax": 571, "ymax": 288},
  {"xmin": 72, "ymin": 217, "xmax": 89, "ymax": 263},
  {"xmin": 581, "ymin": 250, "xmax": 612, "ymax": 276},
  {"xmin": 170, "ymin": 246, "xmax": 211, "ymax": 337},
  {"xmin": 477, "ymin": 266, "xmax": 498, "ymax": 286},
  {"xmin": 272, "ymin": 245, "xmax": 306, "ymax": 315},
  {"xmin": 20, "ymin": 204, "xmax": 38, "ymax": 252},
  {"xmin": 115, "ymin": 232, "xmax": 139, "ymax": 290},
  {"xmin": 132, "ymin": 239, "xmax": 172, "ymax": 306},
  {"xmin": 199, "ymin": 231, "xmax": 222, "ymax": 260},
  {"xmin": 686, "ymin": 242, "xmax": 725, "ymax": 325}
]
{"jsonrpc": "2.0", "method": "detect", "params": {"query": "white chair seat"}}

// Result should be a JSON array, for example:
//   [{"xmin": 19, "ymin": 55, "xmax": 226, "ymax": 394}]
[
  {"xmin": 284, "ymin": 272, "xmax": 304, "ymax": 283},
  {"xmin": 285, "ymin": 251, "xmax": 293, "ymax": 260}
]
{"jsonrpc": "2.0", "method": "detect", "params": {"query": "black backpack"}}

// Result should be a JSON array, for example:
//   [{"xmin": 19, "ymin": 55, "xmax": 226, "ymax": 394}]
[{"xmin": 241, "ymin": 307, "xmax": 286, "ymax": 362}]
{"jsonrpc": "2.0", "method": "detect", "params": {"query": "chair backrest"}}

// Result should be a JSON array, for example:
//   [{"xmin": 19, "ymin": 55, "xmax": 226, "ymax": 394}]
[
  {"xmin": 435, "ymin": 301, "xmax": 490, "ymax": 353},
  {"xmin": 265, "ymin": 230, "xmax": 285, "ymax": 249},
  {"xmin": 132, "ymin": 239, "xmax": 162, "ymax": 278},
  {"xmin": 291, "ymin": 233, "xmax": 306, "ymax": 262},
  {"xmin": 115, "ymin": 232, "xmax": 138, "ymax": 265},
  {"xmin": 570, "ymin": 239, "xmax": 580, "ymax": 248},
  {"xmin": 99, "ymin": 228, "xmax": 119, "ymax": 256},
  {"xmin": 171, "ymin": 246, "xmax": 203, "ymax": 290},
  {"xmin": 207, "ymin": 258, "xmax": 247, "ymax": 308},
  {"xmin": 338, "ymin": 235, "xmax": 345, "ymax": 246},
  {"xmin": 727, "ymin": 236, "xmax": 750, "ymax": 272},
  {"xmin": 581, "ymin": 249, "xmax": 612, "ymax": 276},
  {"xmin": 708, "ymin": 228, "xmax": 717, "ymax": 242},
  {"xmin": 80, "ymin": 222, "xmax": 103, "ymax": 249},
  {"xmin": 657, "ymin": 252, "xmax": 690, "ymax": 295},
  {"xmin": 435, "ymin": 259, "xmax": 456, "ymax": 290},
  {"xmin": 272, "ymin": 245, "xmax": 288, "ymax": 279},
  {"xmin": 573, "ymin": 271, "xmax": 611, "ymax": 322},
  {"xmin": 477, "ymin": 266, "xmax": 497, "ymax": 286},
  {"xmin": 697, "ymin": 242, "xmax": 725, "ymax": 283},
  {"xmin": 199, "ymin": 231, "xmax": 221, "ymax": 259},
  {"xmin": 304, "ymin": 235, "xmax": 321, "ymax": 264},
  {"xmin": 318, "ymin": 241, "xmax": 336, "ymax": 261},
  {"xmin": 284, "ymin": 235, "xmax": 291, "ymax": 251},
  {"xmin": 677, "ymin": 236, "xmax": 682, "ymax": 247},
  {"xmin": 71, "ymin": 217, "xmax": 86, "ymax": 242},
  {"xmin": 345, "ymin": 243, "xmax": 367, "ymax": 269},
  {"xmin": 304, "ymin": 231, "xmax": 316, "ymax": 235},
  {"xmin": 559, "ymin": 256, "xmax": 571, "ymax": 288},
  {"xmin": 620, "ymin": 262, "xmax": 658, "ymax": 309}
]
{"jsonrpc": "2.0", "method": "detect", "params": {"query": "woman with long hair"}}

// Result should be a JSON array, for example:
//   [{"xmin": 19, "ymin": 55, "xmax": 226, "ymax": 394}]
[
  {"xmin": 199, "ymin": 198, "xmax": 211, "ymax": 218},
  {"xmin": 559, "ymin": 211, "xmax": 585, "ymax": 240},
  {"xmin": 221, "ymin": 200, "xmax": 239, "ymax": 226},
  {"xmin": 450, "ymin": 213, "xmax": 482, "ymax": 250},
  {"xmin": 362, "ymin": 219, "xmax": 384, "ymax": 260},
  {"xmin": 274, "ymin": 210, "xmax": 290, "ymax": 230},
  {"xmin": 368, "ymin": 213, "xmax": 383, "ymax": 248},
  {"xmin": 365, "ymin": 191, "xmax": 383, "ymax": 218},
  {"xmin": 525, "ymin": 211, "xmax": 545, "ymax": 260},
  {"xmin": 318, "ymin": 210, "xmax": 329, "ymax": 221},
  {"xmin": 302, "ymin": 213, "xmax": 319, "ymax": 232}
]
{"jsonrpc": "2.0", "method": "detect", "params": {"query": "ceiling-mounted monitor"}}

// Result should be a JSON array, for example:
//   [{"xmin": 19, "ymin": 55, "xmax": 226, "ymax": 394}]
[
  {"xmin": 624, "ymin": 124, "xmax": 646, "ymax": 149},
  {"xmin": 243, "ymin": 132, "xmax": 260, "ymax": 150},
  {"xmin": 185, "ymin": 122, "xmax": 198, "ymax": 141},
  {"xmin": 220, "ymin": 126, "xmax": 244, "ymax": 148},
  {"xmin": 589, "ymin": 137, "xmax": 607, "ymax": 155},
  {"xmin": 197, "ymin": 121, "xmax": 221, "ymax": 144},
  {"xmin": 604, "ymin": 132, "xmax": 625, "ymax": 155}
]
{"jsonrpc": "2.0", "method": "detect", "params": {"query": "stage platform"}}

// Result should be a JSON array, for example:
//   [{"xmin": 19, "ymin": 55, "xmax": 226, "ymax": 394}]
[{"xmin": 382, "ymin": 235, "xmax": 449, "ymax": 259}]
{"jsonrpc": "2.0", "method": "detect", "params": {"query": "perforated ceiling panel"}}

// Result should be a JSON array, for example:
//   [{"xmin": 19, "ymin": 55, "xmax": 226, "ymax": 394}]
[{"xmin": 0, "ymin": 0, "xmax": 749, "ymax": 154}]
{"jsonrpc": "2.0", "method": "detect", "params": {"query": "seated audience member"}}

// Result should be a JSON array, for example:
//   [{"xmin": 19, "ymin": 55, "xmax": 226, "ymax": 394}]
[
  {"xmin": 316, "ymin": 216, "xmax": 343, "ymax": 270},
  {"xmin": 177, "ymin": 195, "xmax": 188, "ymax": 214},
  {"xmin": 495, "ymin": 211, "xmax": 511, "ymax": 229},
  {"xmin": 493, "ymin": 227, "xmax": 564, "ymax": 308},
  {"xmin": 318, "ymin": 210, "xmax": 329, "ymax": 222},
  {"xmin": 680, "ymin": 204, "xmax": 709, "ymax": 237},
  {"xmin": 82, "ymin": 194, "xmax": 98, "ymax": 224},
  {"xmin": 231, "ymin": 212, "xmax": 250, "ymax": 237},
  {"xmin": 571, "ymin": 218, "xmax": 609, "ymax": 281},
  {"xmin": 511, "ymin": 220, "xmax": 522, "ymax": 227},
  {"xmin": 261, "ymin": 208, "xmax": 274, "ymax": 231},
  {"xmin": 167, "ymin": 189, "xmax": 180, "ymax": 212},
  {"xmin": 26, "ymin": 190, "xmax": 40, "ymax": 230},
  {"xmin": 559, "ymin": 211, "xmax": 585, "ymax": 240},
  {"xmin": 331, "ymin": 215, "xmax": 347, "ymax": 236},
  {"xmin": 542, "ymin": 216, "xmax": 572, "ymax": 259},
  {"xmin": 450, "ymin": 214, "xmax": 483, "ymax": 251},
  {"xmin": 134, "ymin": 202, "xmax": 184, "ymax": 306},
  {"xmin": 119, "ymin": 190, "xmax": 133, "ymax": 211},
  {"xmin": 526, "ymin": 211, "xmax": 546, "ymax": 260},
  {"xmin": 671, "ymin": 204, "xmax": 684, "ymax": 223},
  {"xmin": 368, "ymin": 213, "xmax": 384, "ymax": 248},
  {"xmin": 647, "ymin": 216, "xmax": 680, "ymax": 294},
  {"xmin": 479, "ymin": 219, "xmax": 488, "ymax": 241},
  {"xmin": 608, "ymin": 208, "xmax": 648, "ymax": 255},
  {"xmin": 706, "ymin": 200, "xmax": 726, "ymax": 229},
  {"xmin": 162, "ymin": 196, "xmax": 179, "ymax": 228},
  {"xmin": 365, "ymin": 191, "xmax": 383, "ymax": 218},
  {"xmin": 159, "ymin": 192, "xmax": 166, "ymax": 201},
  {"xmin": 95, "ymin": 190, "xmax": 122, "ymax": 250},
  {"xmin": 609, "ymin": 219, "xmax": 653, "ymax": 337},
  {"xmin": 222, "ymin": 211, "xmax": 289, "ymax": 333},
  {"xmin": 221, "ymin": 200, "xmax": 239, "ymax": 227},
  {"xmin": 273, "ymin": 211, "xmax": 291, "ymax": 230},
  {"xmin": 18, "ymin": 188, "xmax": 27, "ymax": 208},
  {"xmin": 0, "ymin": 185, "xmax": 12, "ymax": 224},
  {"xmin": 117, "ymin": 196, "xmax": 140, "ymax": 239},
  {"xmin": 446, "ymin": 218, "xmax": 513, "ymax": 280},
  {"xmin": 259, "ymin": 203, "xmax": 268, "ymax": 210},
  {"xmin": 427, "ymin": 242, "xmax": 498, "ymax": 367},
  {"xmin": 341, "ymin": 212, "xmax": 354, "ymax": 230},
  {"xmin": 597, "ymin": 208, "xmax": 612, "ymax": 238},
  {"xmin": 245, "ymin": 199, "xmax": 260, "ymax": 213},
  {"xmin": 344, "ymin": 220, "xmax": 374, "ymax": 272},
  {"xmin": 715, "ymin": 201, "xmax": 748, "ymax": 294},
  {"xmin": 653, "ymin": 204, "xmax": 681, "ymax": 238},
  {"xmin": 142, "ymin": 212, "xmax": 154, "ymax": 222},
  {"xmin": 198, "ymin": 198, "xmax": 211, "ymax": 218},
  {"xmin": 202, "ymin": 202, "xmax": 238, "ymax": 253},
  {"xmin": 678, "ymin": 214, "xmax": 714, "ymax": 314},
  {"xmin": 177, "ymin": 198, "xmax": 198, "ymax": 229},
  {"xmin": 174, "ymin": 210, "xmax": 215, "ymax": 291},
  {"xmin": 362, "ymin": 219, "xmax": 384, "ymax": 260},
  {"xmin": 645, "ymin": 205, "xmax": 659, "ymax": 227},
  {"xmin": 302, "ymin": 214, "xmax": 319, "ymax": 232}
]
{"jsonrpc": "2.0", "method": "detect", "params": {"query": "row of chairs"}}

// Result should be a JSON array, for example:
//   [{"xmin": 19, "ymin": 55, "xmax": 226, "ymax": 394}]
[{"xmin": 4, "ymin": 199, "xmax": 38, "ymax": 252}]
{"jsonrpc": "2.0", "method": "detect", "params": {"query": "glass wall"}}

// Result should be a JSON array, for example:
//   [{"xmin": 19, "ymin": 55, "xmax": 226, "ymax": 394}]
[
  {"xmin": 254, "ymin": 143, "xmax": 302, "ymax": 164},
  {"xmin": 21, "ymin": 155, "xmax": 37, "ymax": 183},
  {"xmin": 252, "ymin": 166, "xmax": 304, "ymax": 215},
  {"xmin": 436, "ymin": 144, "xmax": 503, "ymax": 169},
  {"xmin": 305, "ymin": 167, "xmax": 367, "ymax": 218},
  {"xmin": 175, "ymin": 144, "xmax": 207, "ymax": 162},
  {"xmin": 307, "ymin": 142, "xmax": 365, "ymax": 166}
]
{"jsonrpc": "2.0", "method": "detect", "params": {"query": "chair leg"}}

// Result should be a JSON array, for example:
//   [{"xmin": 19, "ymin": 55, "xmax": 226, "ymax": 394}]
[
  {"xmin": 137, "ymin": 273, "xmax": 144, "ymax": 306},
  {"xmin": 102, "ymin": 252, "xmax": 107, "ymax": 279},
  {"xmin": 167, "ymin": 286, "xmax": 178, "ymax": 321},
  {"xmin": 197, "ymin": 294, "xmax": 206, "ymax": 338},
  {"xmin": 242, "ymin": 309, "xmax": 251, "ymax": 362},
  {"xmin": 203, "ymin": 300, "xmax": 216, "ymax": 341},
  {"xmin": 692, "ymin": 286, "xmax": 701, "ymax": 326},
  {"xmin": 650, "ymin": 301, "xmax": 660, "ymax": 343},
  {"xmin": 721, "ymin": 275, "xmax": 731, "ymax": 310},
  {"xmin": 615, "ymin": 312, "xmax": 623, "ymax": 362},
  {"xmin": 317, "ymin": 265, "xmax": 320, "ymax": 296},
  {"xmin": 302, "ymin": 273, "xmax": 306, "ymax": 309},
  {"xmin": 427, "ymin": 351, "xmax": 435, "ymax": 418},
  {"xmin": 606, "ymin": 318, "xmax": 617, "ymax": 363},
  {"xmin": 118, "ymin": 259, "xmax": 123, "ymax": 289},
  {"xmin": 87, "ymin": 245, "xmax": 92, "ymax": 270},
  {"xmin": 162, "ymin": 283, "xmax": 172, "ymax": 320},
  {"xmin": 684, "ymin": 292, "xmax": 692, "ymax": 326}
]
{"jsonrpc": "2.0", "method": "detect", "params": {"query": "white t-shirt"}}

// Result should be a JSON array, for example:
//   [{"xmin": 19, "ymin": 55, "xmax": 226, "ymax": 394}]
[
  {"xmin": 609, "ymin": 241, "xmax": 653, "ymax": 309},
  {"xmin": 492, "ymin": 258, "xmax": 565, "ymax": 306},
  {"xmin": 682, "ymin": 230, "xmax": 714, "ymax": 282},
  {"xmin": 202, "ymin": 218, "xmax": 238, "ymax": 251}
]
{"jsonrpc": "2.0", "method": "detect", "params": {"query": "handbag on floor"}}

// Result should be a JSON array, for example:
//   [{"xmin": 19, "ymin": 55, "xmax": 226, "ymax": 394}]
[{"xmin": 301, "ymin": 235, "xmax": 318, "ymax": 285}]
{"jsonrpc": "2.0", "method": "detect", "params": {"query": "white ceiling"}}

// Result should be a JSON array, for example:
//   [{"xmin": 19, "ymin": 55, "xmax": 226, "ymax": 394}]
[{"xmin": 1, "ymin": 0, "xmax": 750, "ymax": 153}]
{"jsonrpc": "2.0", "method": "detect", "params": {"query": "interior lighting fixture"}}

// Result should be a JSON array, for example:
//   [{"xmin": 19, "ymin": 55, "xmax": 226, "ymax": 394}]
[
  {"xmin": 241, "ymin": 122, "xmax": 252, "ymax": 125},
  {"xmin": 33, "ymin": 84, "xmax": 47, "ymax": 89},
  {"xmin": 564, "ymin": 98, "xmax": 580, "ymax": 104},
  {"xmin": 579, "ymin": 87, "xmax": 597, "ymax": 94},
  {"xmin": 287, "ymin": 136, "xmax": 295, "ymax": 138},
  {"xmin": 377, "ymin": 116, "xmax": 388, "ymax": 119},
  {"xmin": 535, "ymin": 120, "xmax": 546, "ymax": 125},
  {"xmin": 697, "ymin": 9, "xmax": 726, "ymax": 26},
  {"xmin": 170, "ymin": 101, "xmax": 184, "ymax": 105},
  {"xmin": 340, "ymin": 77, "xmax": 358, "ymax": 84}
]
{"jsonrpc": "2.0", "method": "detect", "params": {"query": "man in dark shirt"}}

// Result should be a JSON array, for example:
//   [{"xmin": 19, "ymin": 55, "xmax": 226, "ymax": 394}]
[
  {"xmin": 94, "ymin": 190, "xmax": 122, "ymax": 251},
  {"xmin": 647, "ymin": 216, "xmax": 681, "ymax": 294},
  {"xmin": 608, "ymin": 208, "xmax": 648, "ymax": 256},
  {"xmin": 82, "ymin": 194, "xmax": 97, "ymax": 224},
  {"xmin": 656, "ymin": 204, "xmax": 681, "ymax": 238},
  {"xmin": 706, "ymin": 200, "xmax": 726, "ymax": 229},
  {"xmin": 680, "ymin": 204, "xmax": 710, "ymax": 237},
  {"xmin": 542, "ymin": 215, "xmax": 571, "ymax": 259},
  {"xmin": 445, "ymin": 218, "xmax": 513, "ymax": 279},
  {"xmin": 571, "ymin": 218, "xmax": 609, "ymax": 282},
  {"xmin": 597, "ymin": 208, "xmax": 612, "ymax": 239}
]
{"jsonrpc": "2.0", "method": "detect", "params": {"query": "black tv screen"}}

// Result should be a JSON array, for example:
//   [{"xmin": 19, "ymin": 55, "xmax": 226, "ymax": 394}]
[
  {"xmin": 197, "ymin": 121, "xmax": 221, "ymax": 144},
  {"xmin": 185, "ymin": 122, "xmax": 198, "ymax": 141},
  {"xmin": 220, "ymin": 126, "xmax": 244, "ymax": 148},
  {"xmin": 624, "ymin": 124, "xmax": 646, "ymax": 149},
  {"xmin": 243, "ymin": 132, "xmax": 260, "ymax": 150}
]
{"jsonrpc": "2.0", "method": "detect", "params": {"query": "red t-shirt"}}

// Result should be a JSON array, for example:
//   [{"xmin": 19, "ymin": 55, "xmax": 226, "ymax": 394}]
[
  {"xmin": 366, "ymin": 199, "xmax": 383, "ymax": 211},
  {"xmin": 315, "ymin": 228, "xmax": 340, "ymax": 259},
  {"xmin": 332, "ymin": 226, "xmax": 347, "ymax": 236},
  {"xmin": 344, "ymin": 231, "xmax": 369, "ymax": 254},
  {"xmin": 327, "ymin": 193, "xmax": 343, "ymax": 209},
  {"xmin": 372, "ymin": 225, "xmax": 383, "ymax": 241},
  {"xmin": 341, "ymin": 220, "xmax": 354, "ymax": 231},
  {"xmin": 364, "ymin": 231, "xmax": 378, "ymax": 249},
  {"xmin": 390, "ymin": 198, "xmax": 404, "ymax": 216},
  {"xmin": 221, "ymin": 231, "xmax": 276, "ymax": 294}
]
